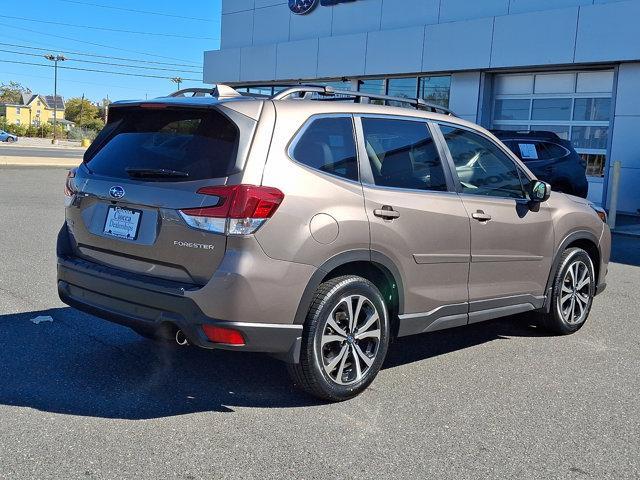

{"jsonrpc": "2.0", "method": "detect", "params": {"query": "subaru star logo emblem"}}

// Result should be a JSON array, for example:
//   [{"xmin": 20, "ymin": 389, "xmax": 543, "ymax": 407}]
[
  {"xmin": 109, "ymin": 186, "xmax": 125, "ymax": 199},
  {"xmin": 289, "ymin": 0, "xmax": 318, "ymax": 15}
]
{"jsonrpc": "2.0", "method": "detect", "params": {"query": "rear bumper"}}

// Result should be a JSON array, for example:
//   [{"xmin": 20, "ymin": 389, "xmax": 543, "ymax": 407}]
[{"xmin": 57, "ymin": 255, "xmax": 302, "ymax": 362}]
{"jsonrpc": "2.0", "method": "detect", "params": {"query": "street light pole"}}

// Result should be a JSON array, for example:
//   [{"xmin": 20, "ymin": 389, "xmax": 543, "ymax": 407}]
[{"xmin": 44, "ymin": 54, "xmax": 66, "ymax": 144}]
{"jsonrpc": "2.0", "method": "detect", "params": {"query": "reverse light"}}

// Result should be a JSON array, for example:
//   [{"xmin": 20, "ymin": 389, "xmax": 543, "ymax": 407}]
[
  {"xmin": 179, "ymin": 184, "xmax": 284, "ymax": 235},
  {"xmin": 202, "ymin": 325, "xmax": 245, "ymax": 345}
]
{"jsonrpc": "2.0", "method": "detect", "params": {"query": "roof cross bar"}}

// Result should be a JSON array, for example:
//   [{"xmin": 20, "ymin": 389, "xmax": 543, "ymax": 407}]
[{"xmin": 272, "ymin": 85, "xmax": 455, "ymax": 116}]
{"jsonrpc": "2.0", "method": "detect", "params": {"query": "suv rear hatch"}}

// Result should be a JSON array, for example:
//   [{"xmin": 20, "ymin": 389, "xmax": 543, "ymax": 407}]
[{"xmin": 64, "ymin": 101, "xmax": 264, "ymax": 286}]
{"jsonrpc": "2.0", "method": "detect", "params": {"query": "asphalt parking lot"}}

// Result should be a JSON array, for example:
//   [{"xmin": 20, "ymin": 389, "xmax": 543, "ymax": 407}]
[{"xmin": 1, "ymin": 167, "xmax": 639, "ymax": 479}]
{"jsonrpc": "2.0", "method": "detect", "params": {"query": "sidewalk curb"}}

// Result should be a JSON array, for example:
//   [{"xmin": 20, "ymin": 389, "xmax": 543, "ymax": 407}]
[
  {"xmin": 0, "ymin": 157, "xmax": 80, "ymax": 168},
  {"xmin": 0, "ymin": 144, "xmax": 86, "ymax": 151}
]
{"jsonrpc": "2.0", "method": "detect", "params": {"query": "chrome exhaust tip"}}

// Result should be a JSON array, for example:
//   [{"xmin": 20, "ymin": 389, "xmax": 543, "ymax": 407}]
[{"xmin": 175, "ymin": 329, "xmax": 189, "ymax": 346}]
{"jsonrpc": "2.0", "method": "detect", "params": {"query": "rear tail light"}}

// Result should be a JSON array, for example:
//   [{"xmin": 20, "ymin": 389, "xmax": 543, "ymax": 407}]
[
  {"xmin": 64, "ymin": 168, "xmax": 77, "ymax": 197},
  {"xmin": 202, "ymin": 325, "xmax": 245, "ymax": 345},
  {"xmin": 179, "ymin": 184, "xmax": 284, "ymax": 235}
]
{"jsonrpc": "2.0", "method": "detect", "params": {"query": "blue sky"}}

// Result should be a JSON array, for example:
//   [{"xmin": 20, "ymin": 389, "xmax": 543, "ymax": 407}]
[{"xmin": 0, "ymin": 0, "xmax": 221, "ymax": 102}]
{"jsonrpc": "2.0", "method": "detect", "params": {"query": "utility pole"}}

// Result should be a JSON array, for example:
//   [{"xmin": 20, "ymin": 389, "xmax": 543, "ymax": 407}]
[
  {"xmin": 44, "ymin": 54, "xmax": 67, "ymax": 144},
  {"xmin": 171, "ymin": 77, "xmax": 183, "ymax": 92},
  {"xmin": 104, "ymin": 95, "xmax": 110, "ymax": 124},
  {"xmin": 78, "ymin": 93, "xmax": 85, "ymax": 128}
]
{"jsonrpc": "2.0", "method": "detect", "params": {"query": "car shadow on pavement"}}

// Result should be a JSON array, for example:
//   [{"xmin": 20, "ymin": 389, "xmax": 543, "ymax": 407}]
[
  {"xmin": 384, "ymin": 314, "xmax": 546, "ymax": 369},
  {"xmin": 0, "ymin": 307, "xmax": 545, "ymax": 419}
]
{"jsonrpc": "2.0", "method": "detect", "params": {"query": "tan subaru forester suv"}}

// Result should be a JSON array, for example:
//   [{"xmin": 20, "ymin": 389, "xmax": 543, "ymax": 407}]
[{"xmin": 57, "ymin": 85, "xmax": 610, "ymax": 401}]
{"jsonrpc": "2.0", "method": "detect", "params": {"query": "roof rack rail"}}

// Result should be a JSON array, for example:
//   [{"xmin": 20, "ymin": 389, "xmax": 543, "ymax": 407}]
[
  {"xmin": 166, "ymin": 84, "xmax": 455, "ymax": 115},
  {"xmin": 272, "ymin": 85, "xmax": 456, "ymax": 116}
]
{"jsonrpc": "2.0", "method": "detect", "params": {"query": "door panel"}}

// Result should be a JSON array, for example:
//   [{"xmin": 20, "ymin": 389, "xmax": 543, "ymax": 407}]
[
  {"xmin": 364, "ymin": 187, "xmax": 471, "ymax": 315},
  {"xmin": 356, "ymin": 116, "xmax": 471, "ymax": 322},
  {"xmin": 437, "ymin": 123, "xmax": 555, "ymax": 303},
  {"xmin": 461, "ymin": 195, "xmax": 554, "ymax": 301}
]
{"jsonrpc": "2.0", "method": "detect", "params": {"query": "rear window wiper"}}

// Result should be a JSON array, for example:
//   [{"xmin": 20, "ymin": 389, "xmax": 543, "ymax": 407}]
[{"xmin": 125, "ymin": 168, "xmax": 190, "ymax": 178}]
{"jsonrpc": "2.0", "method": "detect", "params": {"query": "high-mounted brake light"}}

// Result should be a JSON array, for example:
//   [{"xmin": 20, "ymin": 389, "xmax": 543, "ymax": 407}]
[
  {"xmin": 178, "ymin": 184, "xmax": 284, "ymax": 235},
  {"xmin": 139, "ymin": 103, "xmax": 168, "ymax": 109}
]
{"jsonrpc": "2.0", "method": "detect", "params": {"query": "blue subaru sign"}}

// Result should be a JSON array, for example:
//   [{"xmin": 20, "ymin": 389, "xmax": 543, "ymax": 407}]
[{"xmin": 289, "ymin": 0, "xmax": 357, "ymax": 15}]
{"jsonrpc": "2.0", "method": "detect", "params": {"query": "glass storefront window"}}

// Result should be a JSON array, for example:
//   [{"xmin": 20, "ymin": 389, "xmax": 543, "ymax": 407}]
[
  {"xmin": 492, "ymin": 71, "xmax": 613, "ymax": 180},
  {"xmin": 386, "ymin": 77, "xmax": 418, "ymax": 107},
  {"xmin": 358, "ymin": 79, "xmax": 385, "ymax": 104},
  {"xmin": 531, "ymin": 98, "xmax": 572, "ymax": 120},
  {"xmin": 387, "ymin": 78, "xmax": 418, "ymax": 99},
  {"xmin": 358, "ymin": 79, "xmax": 385, "ymax": 95},
  {"xmin": 419, "ymin": 76, "xmax": 451, "ymax": 108},
  {"xmin": 571, "ymin": 126, "xmax": 609, "ymax": 150},
  {"xmin": 573, "ymin": 98, "xmax": 611, "ymax": 121},
  {"xmin": 494, "ymin": 99, "xmax": 530, "ymax": 121},
  {"xmin": 581, "ymin": 154, "xmax": 606, "ymax": 177}
]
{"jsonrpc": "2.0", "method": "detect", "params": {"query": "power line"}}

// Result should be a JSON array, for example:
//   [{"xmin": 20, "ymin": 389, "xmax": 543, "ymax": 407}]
[
  {"xmin": 0, "ymin": 41, "xmax": 202, "ymax": 69},
  {"xmin": 0, "ymin": 58, "xmax": 201, "ymax": 81},
  {"xmin": 59, "ymin": 0, "xmax": 218, "ymax": 23},
  {"xmin": 0, "ymin": 68, "xmax": 157, "ymax": 94},
  {"xmin": 0, "ymin": 14, "xmax": 218, "ymax": 40},
  {"xmin": 0, "ymin": 47, "xmax": 202, "ymax": 74},
  {"xmin": 0, "ymin": 22, "xmax": 202, "ymax": 65}
]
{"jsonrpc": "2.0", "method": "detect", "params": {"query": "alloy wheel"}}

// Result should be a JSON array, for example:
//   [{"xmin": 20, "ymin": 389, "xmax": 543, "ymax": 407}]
[
  {"xmin": 320, "ymin": 295, "xmax": 381, "ymax": 385},
  {"xmin": 558, "ymin": 260, "xmax": 592, "ymax": 325}
]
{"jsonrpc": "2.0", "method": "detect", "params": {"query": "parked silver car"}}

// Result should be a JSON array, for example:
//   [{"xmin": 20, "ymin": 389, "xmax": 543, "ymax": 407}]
[{"xmin": 57, "ymin": 85, "xmax": 610, "ymax": 400}]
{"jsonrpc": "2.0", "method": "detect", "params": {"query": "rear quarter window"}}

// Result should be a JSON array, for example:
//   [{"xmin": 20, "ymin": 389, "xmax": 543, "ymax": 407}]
[
  {"xmin": 85, "ymin": 107, "xmax": 240, "ymax": 181},
  {"xmin": 290, "ymin": 116, "xmax": 358, "ymax": 181}
]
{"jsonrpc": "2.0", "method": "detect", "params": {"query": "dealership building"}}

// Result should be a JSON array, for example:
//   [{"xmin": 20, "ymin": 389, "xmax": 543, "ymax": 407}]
[{"xmin": 204, "ymin": 0, "xmax": 640, "ymax": 214}]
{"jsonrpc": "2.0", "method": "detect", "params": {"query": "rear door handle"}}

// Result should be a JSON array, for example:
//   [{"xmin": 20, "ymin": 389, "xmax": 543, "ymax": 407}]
[
  {"xmin": 472, "ymin": 210, "xmax": 492, "ymax": 222},
  {"xmin": 373, "ymin": 206, "xmax": 400, "ymax": 220}
]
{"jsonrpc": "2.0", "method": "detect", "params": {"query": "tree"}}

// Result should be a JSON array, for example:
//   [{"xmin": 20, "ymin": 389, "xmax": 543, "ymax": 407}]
[
  {"xmin": 64, "ymin": 97, "xmax": 99, "ymax": 125},
  {"xmin": 83, "ymin": 117, "xmax": 105, "ymax": 131},
  {"xmin": 0, "ymin": 81, "xmax": 30, "ymax": 104}
]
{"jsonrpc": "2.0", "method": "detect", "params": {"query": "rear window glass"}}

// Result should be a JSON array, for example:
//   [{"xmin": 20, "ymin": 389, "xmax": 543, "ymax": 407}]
[
  {"xmin": 504, "ymin": 141, "xmax": 568, "ymax": 162},
  {"xmin": 85, "ymin": 108, "xmax": 239, "ymax": 181}
]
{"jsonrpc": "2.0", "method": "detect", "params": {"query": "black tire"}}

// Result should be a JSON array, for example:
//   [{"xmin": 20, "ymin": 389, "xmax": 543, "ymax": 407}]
[
  {"xmin": 288, "ymin": 275, "xmax": 390, "ymax": 401},
  {"xmin": 6, "ymin": 137, "xmax": 15, "ymax": 143},
  {"xmin": 538, "ymin": 247, "xmax": 595, "ymax": 335}
]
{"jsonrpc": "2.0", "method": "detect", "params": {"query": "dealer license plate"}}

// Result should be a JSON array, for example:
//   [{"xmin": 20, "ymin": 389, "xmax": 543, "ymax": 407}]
[{"xmin": 103, "ymin": 206, "xmax": 142, "ymax": 240}]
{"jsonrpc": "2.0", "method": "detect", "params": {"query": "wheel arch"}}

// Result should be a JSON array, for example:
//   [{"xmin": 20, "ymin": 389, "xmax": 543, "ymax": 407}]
[
  {"xmin": 294, "ymin": 250, "xmax": 405, "ymax": 335},
  {"xmin": 543, "ymin": 230, "xmax": 601, "ymax": 312}
]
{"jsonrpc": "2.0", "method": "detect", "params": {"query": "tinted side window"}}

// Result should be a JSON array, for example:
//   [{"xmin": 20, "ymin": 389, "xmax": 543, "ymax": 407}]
[
  {"xmin": 441, "ymin": 125, "xmax": 526, "ymax": 199},
  {"xmin": 361, "ymin": 118, "xmax": 447, "ymax": 192},
  {"xmin": 291, "ymin": 117, "xmax": 358, "ymax": 181}
]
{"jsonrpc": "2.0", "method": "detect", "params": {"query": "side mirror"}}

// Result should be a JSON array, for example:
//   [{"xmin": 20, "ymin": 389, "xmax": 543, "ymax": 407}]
[{"xmin": 529, "ymin": 180, "xmax": 551, "ymax": 203}]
